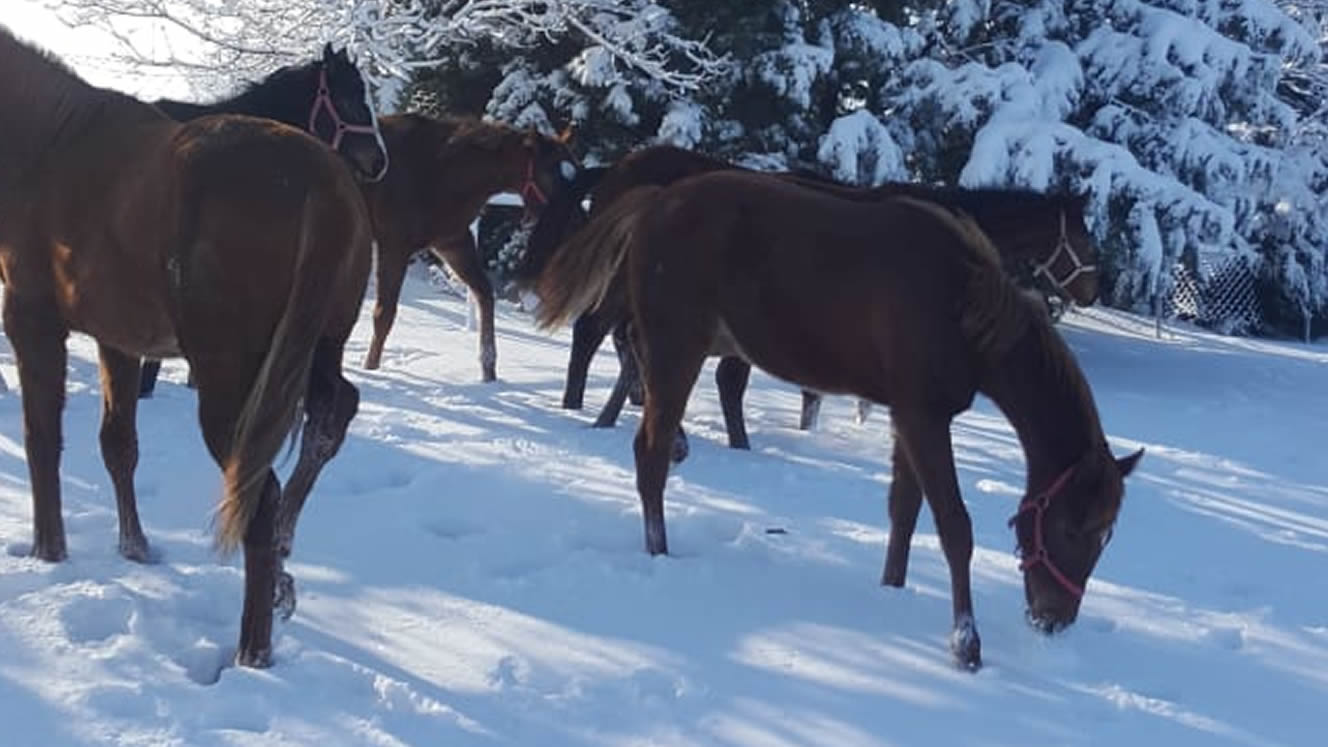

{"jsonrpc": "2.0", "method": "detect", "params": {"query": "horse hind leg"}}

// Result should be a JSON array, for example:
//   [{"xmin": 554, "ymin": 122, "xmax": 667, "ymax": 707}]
[
  {"xmin": 799, "ymin": 390, "xmax": 821, "ymax": 430},
  {"xmin": 192, "ymin": 352, "xmax": 282, "ymax": 668},
  {"xmin": 602, "ymin": 319, "xmax": 689, "ymax": 463},
  {"xmin": 611, "ymin": 320, "xmax": 644, "ymax": 407},
  {"xmin": 4, "ymin": 293, "xmax": 70, "ymax": 561},
  {"xmin": 563, "ymin": 310, "xmax": 614, "ymax": 410},
  {"xmin": 97, "ymin": 344, "xmax": 151, "ymax": 561},
  {"xmin": 715, "ymin": 356, "xmax": 751, "ymax": 450},
  {"xmin": 273, "ymin": 339, "xmax": 359, "ymax": 621},
  {"xmin": 433, "ymin": 234, "xmax": 497, "ymax": 382}
]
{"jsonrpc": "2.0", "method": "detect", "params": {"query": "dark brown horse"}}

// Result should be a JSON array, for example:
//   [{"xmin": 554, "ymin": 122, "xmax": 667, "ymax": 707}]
[
  {"xmin": 521, "ymin": 145, "xmax": 1100, "ymax": 458},
  {"xmin": 137, "ymin": 42, "xmax": 389, "ymax": 398},
  {"xmin": 526, "ymin": 169, "xmax": 1142, "ymax": 670},
  {"xmin": 0, "ymin": 29, "xmax": 371, "ymax": 668},
  {"xmin": 359, "ymin": 113, "xmax": 578, "ymax": 381}
]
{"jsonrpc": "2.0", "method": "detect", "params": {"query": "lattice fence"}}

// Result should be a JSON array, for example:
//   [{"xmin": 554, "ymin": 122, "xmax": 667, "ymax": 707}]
[{"xmin": 1163, "ymin": 252, "xmax": 1262, "ymax": 335}]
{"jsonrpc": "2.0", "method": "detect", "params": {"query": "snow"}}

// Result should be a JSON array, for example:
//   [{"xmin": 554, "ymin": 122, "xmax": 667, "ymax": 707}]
[{"xmin": 0, "ymin": 271, "xmax": 1323, "ymax": 745}]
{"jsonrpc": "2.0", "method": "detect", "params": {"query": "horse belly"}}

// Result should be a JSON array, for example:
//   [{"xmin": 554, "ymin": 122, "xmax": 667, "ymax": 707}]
[{"xmin": 54, "ymin": 247, "xmax": 179, "ymax": 357}]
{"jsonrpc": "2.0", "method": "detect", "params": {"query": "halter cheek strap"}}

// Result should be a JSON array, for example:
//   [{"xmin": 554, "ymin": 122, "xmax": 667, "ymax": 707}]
[
  {"xmin": 1007, "ymin": 466, "xmax": 1085, "ymax": 599},
  {"xmin": 519, "ymin": 157, "xmax": 548, "ymax": 209},
  {"xmin": 1033, "ymin": 211, "xmax": 1098, "ymax": 296},
  {"xmin": 308, "ymin": 68, "xmax": 380, "ymax": 151}
]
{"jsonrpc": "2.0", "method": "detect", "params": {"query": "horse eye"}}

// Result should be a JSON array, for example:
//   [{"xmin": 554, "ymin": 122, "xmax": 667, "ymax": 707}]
[{"xmin": 559, "ymin": 161, "xmax": 577, "ymax": 181}]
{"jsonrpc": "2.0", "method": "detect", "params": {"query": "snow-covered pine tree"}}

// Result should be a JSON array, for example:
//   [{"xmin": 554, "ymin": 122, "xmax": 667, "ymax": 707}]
[{"xmin": 870, "ymin": 0, "xmax": 1321, "ymax": 336}]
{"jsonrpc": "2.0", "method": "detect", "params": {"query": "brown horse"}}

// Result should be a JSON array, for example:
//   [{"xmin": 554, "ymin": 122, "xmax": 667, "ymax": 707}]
[
  {"xmin": 521, "ymin": 145, "xmax": 1100, "ymax": 458},
  {"xmin": 527, "ymin": 169, "xmax": 1142, "ymax": 670},
  {"xmin": 0, "ymin": 29, "xmax": 371, "ymax": 668},
  {"xmin": 137, "ymin": 42, "xmax": 389, "ymax": 398},
  {"xmin": 359, "ymin": 113, "xmax": 578, "ymax": 380}
]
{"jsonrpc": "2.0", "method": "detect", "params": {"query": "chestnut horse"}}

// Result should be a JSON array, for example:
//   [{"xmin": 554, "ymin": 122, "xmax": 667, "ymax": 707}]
[
  {"xmin": 359, "ymin": 113, "xmax": 578, "ymax": 381},
  {"xmin": 527, "ymin": 169, "xmax": 1141, "ymax": 670},
  {"xmin": 138, "ymin": 42, "xmax": 389, "ymax": 398},
  {"xmin": 521, "ymin": 145, "xmax": 1099, "ymax": 458},
  {"xmin": 0, "ymin": 29, "xmax": 372, "ymax": 668}
]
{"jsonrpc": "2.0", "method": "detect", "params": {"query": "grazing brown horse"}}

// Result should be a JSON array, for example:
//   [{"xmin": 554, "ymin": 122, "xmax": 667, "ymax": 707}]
[
  {"xmin": 0, "ymin": 29, "xmax": 371, "ymax": 668},
  {"xmin": 359, "ymin": 113, "xmax": 578, "ymax": 380},
  {"xmin": 527, "ymin": 169, "xmax": 1142, "ymax": 670},
  {"xmin": 522, "ymin": 145, "xmax": 1100, "ymax": 458}
]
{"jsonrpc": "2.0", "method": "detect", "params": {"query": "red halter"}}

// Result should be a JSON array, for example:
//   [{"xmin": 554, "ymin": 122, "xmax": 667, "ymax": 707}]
[
  {"xmin": 1007, "ymin": 466, "xmax": 1084, "ymax": 598},
  {"xmin": 519, "ymin": 157, "xmax": 548, "ymax": 209},
  {"xmin": 307, "ymin": 68, "xmax": 380, "ymax": 151}
]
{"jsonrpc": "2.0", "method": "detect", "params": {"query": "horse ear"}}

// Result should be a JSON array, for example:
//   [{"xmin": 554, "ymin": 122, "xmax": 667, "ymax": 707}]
[
  {"xmin": 1115, "ymin": 447, "xmax": 1144, "ymax": 478},
  {"xmin": 322, "ymin": 42, "xmax": 335, "ymax": 61}
]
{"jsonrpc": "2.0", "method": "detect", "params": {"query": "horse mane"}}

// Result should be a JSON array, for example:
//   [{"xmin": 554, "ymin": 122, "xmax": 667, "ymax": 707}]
[
  {"xmin": 888, "ymin": 195, "xmax": 1034, "ymax": 360},
  {"xmin": 893, "ymin": 196, "xmax": 1100, "ymax": 436},
  {"xmin": 533, "ymin": 184, "xmax": 662, "ymax": 330},
  {"xmin": 0, "ymin": 29, "xmax": 137, "ymax": 193}
]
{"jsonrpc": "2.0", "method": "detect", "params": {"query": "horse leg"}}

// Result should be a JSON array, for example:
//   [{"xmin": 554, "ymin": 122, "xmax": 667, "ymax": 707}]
[
  {"xmin": 193, "ymin": 355, "xmax": 281, "ymax": 668},
  {"xmin": 612, "ymin": 320, "xmax": 644, "ymax": 407},
  {"xmin": 432, "ymin": 233, "xmax": 497, "ymax": 381},
  {"xmin": 272, "ymin": 339, "xmax": 359, "ymax": 621},
  {"xmin": 363, "ymin": 243, "xmax": 408, "ymax": 371},
  {"xmin": 881, "ymin": 432, "xmax": 923, "ymax": 587},
  {"xmin": 593, "ymin": 321, "xmax": 637, "ymax": 428},
  {"xmin": 97, "ymin": 345, "xmax": 150, "ymax": 562},
  {"xmin": 799, "ymin": 390, "xmax": 821, "ymax": 430},
  {"xmin": 139, "ymin": 359, "xmax": 162, "ymax": 399},
  {"xmin": 715, "ymin": 356, "xmax": 751, "ymax": 450},
  {"xmin": 856, "ymin": 399, "xmax": 873, "ymax": 425},
  {"xmin": 4, "ymin": 294, "xmax": 70, "ymax": 561},
  {"xmin": 563, "ymin": 310, "xmax": 613, "ymax": 410},
  {"xmin": 633, "ymin": 320, "xmax": 710, "ymax": 555},
  {"xmin": 891, "ymin": 409, "xmax": 981, "ymax": 670},
  {"xmin": 602, "ymin": 319, "xmax": 688, "ymax": 463}
]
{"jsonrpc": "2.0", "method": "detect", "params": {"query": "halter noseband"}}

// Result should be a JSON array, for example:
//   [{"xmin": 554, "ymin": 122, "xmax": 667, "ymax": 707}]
[
  {"xmin": 308, "ymin": 67, "xmax": 380, "ymax": 151},
  {"xmin": 1032, "ymin": 211, "xmax": 1097, "ymax": 297},
  {"xmin": 1007, "ymin": 466, "xmax": 1085, "ymax": 599}
]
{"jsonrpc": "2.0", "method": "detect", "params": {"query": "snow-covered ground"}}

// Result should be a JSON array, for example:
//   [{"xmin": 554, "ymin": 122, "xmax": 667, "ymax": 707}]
[{"xmin": 0, "ymin": 269, "xmax": 1323, "ymax": 746}]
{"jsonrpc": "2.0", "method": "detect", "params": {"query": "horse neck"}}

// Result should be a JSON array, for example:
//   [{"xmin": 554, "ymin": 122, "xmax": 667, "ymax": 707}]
[
  {"xmin": 977, "ymin": 317, "xmax": 1104, "ymax": 492},
  {"xmin": 154, "ymin": 73, "xmax": 310, "ymax": 129},
  {"xmin": 879, "ymin": 184, "xmax": 1059, "ymax": 263}
]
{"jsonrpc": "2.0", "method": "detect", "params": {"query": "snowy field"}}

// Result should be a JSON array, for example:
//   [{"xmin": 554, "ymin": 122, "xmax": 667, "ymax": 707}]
[{"xmin": 0, "ymin": 268, "xmax": 1323, "ymax": 746}]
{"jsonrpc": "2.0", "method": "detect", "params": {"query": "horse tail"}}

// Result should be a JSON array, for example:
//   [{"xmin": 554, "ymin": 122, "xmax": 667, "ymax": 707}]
[
  {"xmin": 516, "ymin": 165, "xmax": 610, "ymax": 285},
  {"xmin": 215, "ymin": 192, "xmax": 335, "ymax": 553},
  {"xmin": 533, "ymin": 184, "xmax": 662, "ymax": 331}
]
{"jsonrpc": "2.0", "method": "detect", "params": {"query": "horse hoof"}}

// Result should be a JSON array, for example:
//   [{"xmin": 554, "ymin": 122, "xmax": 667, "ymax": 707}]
[
  {"xmin": 119, "ymin": 536, "xmax": 153, "ymax": 564},
  {"xmin": 234, "ymin": 646, "xmax": 272, "ymax": 669},
  {"xmin": 274, "ymin": 571, "xmax": 297, "ymax": 621},
  {"xmin": 362, "ymin": 354, "xmax": 381, "ymax": 371},
  {"xmin": 481, "ymin": 370, "xmax": 497, "ymax": 383},
  {"xmin": 950, "ymin": 615, "xmax": 982, "ymax": 671},
  {"xmin": 31, "ymin": 538, "xmax": 67, "ymax": 563},
  {"xmin": 670, "ymin": 434, "xmax": 690, "ymax": 464}
]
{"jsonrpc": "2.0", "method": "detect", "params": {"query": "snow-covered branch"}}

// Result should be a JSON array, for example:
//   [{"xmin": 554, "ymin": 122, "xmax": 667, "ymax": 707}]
[{"xmin": 46, "ymin": 0, "xmax": 726, "ymax": 108}]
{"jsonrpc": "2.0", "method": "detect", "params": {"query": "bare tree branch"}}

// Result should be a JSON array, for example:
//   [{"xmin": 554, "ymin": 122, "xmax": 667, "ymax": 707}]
[{"xmin": 45, "ymin": 0, "xmax": 727, "ymax": 108}]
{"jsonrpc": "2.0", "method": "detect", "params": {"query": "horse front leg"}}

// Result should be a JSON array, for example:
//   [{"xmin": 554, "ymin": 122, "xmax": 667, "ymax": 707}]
[
  {"xmin": 4, "ymin": 294, "xmax": 70, "ymax": 561},
  {"xmin": 97, "ymin": 344, "xmax": 150, "ymax": 561},
  {"xmin": 892, "ymin": 409, "xmax": 981, "ymax": 670}
]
